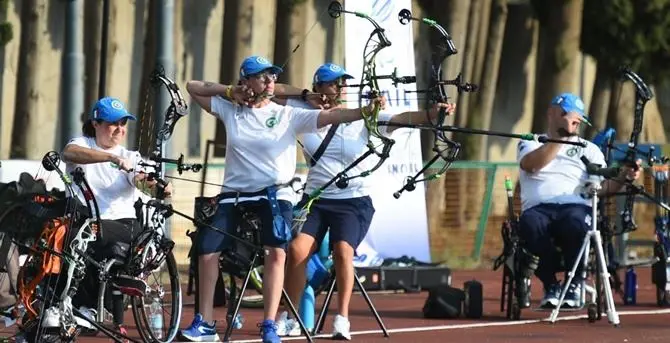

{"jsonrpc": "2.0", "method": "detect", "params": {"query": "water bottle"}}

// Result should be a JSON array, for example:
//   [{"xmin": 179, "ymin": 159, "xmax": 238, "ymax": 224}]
[
  {"xmin": 233, "ymin": 313, "xmax": 245, "ymax": 329},
  {"xmin": 299, "ymin": 285, "xmax": 315, "ymax": 331},
  {"xmin": 624, "ymin": 267, "xmax": 637, "ymax": 305},
  {"xmin": 149, "ymin": 298, "xmax": 163, "ymax": 339}
]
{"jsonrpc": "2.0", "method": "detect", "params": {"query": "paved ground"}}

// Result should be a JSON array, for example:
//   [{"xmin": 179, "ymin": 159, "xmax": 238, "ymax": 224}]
[{"xmin": 2, "ymin": 267, "xmax": 670, "ymax": 342}]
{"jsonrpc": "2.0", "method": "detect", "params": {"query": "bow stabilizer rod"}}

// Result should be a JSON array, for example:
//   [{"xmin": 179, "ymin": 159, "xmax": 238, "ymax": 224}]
[{"xmin": 380, "ymin": 122, "xmax": 587, "ymax": 147}]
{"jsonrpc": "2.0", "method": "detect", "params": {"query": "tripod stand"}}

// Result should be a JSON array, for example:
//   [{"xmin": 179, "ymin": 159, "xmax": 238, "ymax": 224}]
[
  {"xmin": 221, "ymin": 249, "xmax": 313, "ymax": 343},
  {"xmin": 313, "ymin": 269, "xmax": 389, "ymax": 337},
  {"xmin": 549, "ymin": 181, "xmax": 620, "ymax": 326}
]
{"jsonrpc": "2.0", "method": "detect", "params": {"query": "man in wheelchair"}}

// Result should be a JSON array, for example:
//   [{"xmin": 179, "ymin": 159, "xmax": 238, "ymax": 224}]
[{"xmin": 516, "ymin": 93, "xmax": 640, "ymax": 309}]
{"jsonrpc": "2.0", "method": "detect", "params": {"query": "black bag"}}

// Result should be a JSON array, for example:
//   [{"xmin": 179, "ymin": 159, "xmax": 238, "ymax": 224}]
[{"xmin": 422, "ymin": 285, "xmax": 465, "ymax": 319}]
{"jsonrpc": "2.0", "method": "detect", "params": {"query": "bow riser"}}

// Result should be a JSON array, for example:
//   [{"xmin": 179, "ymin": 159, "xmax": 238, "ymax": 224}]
[{"xmin": 619, "ymin": 67, "xmax": 653, "ymax": 233}]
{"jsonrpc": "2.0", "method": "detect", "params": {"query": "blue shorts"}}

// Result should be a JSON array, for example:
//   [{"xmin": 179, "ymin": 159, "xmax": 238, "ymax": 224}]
[
  {"xmin": 296, "ymin": 195, "xmax": 375, "ymax": 250},
  {"xmin": 196, "ymin": 198, "xmax": 293, "ymax": 255}
]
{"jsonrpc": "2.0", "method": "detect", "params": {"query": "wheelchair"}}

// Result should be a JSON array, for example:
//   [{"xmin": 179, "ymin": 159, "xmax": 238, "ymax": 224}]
[
  {"xmin": 1, "ymin": 152, "xmax": 182, "ymax": 343},
  {"xmin": 493, "ymin": 177, "xmax": 606, "ymax": 322}
]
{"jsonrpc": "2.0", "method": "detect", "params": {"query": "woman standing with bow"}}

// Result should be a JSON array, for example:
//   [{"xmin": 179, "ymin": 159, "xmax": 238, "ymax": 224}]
[
  {"xmin": 179, "ymin": 56, "xmax": 386, "ymax": 343},
  {"xmin": 271, "ymin": 62, "xmax": 456, "ymax": 340}
]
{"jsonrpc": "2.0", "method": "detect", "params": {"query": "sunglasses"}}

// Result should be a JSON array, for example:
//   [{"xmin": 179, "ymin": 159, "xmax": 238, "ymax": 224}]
[
  {"xmin": 317, "ymin": 80, "xmax": 347, "ymax": 89},
  {"xmin": 248, "ymin": 72, "xmax": 278, "ymax": 83}
]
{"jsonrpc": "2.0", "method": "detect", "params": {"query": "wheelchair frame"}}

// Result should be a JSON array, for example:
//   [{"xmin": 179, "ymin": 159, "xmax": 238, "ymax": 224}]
[
  {"xmin": 10, "ymin": 152, "xmax": 182, "ymax": 343},
  {"xmin": 494, "ymin": 176, "xmax": 605, "ymax": 322}
]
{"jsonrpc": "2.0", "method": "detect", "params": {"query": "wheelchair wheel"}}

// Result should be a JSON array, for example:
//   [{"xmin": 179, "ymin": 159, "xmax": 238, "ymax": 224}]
[
  {"xmin": 221, "ymin": 270, "xmax": 265, "ymax": 309},
  {"xmin": 131, "ymin": 250, "xmax": 182, "ymax": 343},
  {"xmin": 511, "ymin": 302, "xmax": 521, "ymax": 320}
]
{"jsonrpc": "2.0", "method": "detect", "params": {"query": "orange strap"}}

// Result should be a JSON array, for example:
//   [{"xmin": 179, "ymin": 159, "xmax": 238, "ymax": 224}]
[{"xmin": 18, "ymin": 217, "xmax": 68, "ymax": 319}]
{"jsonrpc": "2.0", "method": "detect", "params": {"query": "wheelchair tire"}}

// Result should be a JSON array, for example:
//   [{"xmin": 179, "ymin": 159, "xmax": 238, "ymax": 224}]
[
  {"xmin": 463, "ymin": 280, "xmax": 483, "ymax": 319},
  {"xmin": 131, "ymin": 250, "xmax": 182, "ymax": 343},
  {"xmin": 511, "ymin": 302, "xmax": 521, "ymax": 320}
]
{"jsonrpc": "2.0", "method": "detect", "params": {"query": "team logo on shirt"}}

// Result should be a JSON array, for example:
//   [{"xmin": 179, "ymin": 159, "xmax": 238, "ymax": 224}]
[
  {"xmin": 566, "ymin": 146, "xmax": 581, "ymax": 157},
  {"xmin": 265, "ymin": 116, "xmax": 278, "ymax": 128},
  {"xmin": 585, "ymin": 214, "xmax": 591, "ymax": 226}
]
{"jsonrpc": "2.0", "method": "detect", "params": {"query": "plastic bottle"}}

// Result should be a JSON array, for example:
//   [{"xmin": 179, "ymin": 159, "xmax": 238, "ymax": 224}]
[
  {"xmin": 299, "ymin": 285, "xmax": 315, "ymax": 331},
  {"xmin": 149, "ymin": 298, "xmax": 163, "ymax": 339},
  {"xmin": 233, "ymin": 313, "xmax": 245, "ymax": 329},
  {"xmin": 624, "ymin": 267, "xmax": 637, "ymax": 305}
]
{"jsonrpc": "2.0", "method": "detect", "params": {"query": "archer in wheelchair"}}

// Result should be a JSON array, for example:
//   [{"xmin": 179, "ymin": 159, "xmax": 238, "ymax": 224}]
[
  {"xmin": 499, "ymin": 93, "xmax": 641, "ymax": 315},
  {"xmin": 61, "ymin": 97, "xmax": 174, "ymax": 337}
]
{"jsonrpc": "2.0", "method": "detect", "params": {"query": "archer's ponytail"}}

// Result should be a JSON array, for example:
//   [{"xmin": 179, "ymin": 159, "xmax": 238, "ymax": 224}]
[{"xmin": 82, "ymin": 120, "xmax": 96, "ymax": 137}]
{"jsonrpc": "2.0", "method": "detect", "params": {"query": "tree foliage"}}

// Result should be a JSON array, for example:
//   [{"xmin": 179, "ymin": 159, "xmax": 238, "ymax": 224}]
[
  {"xmin": 581, "ymin": 0, "xmax": 670, "ymax": 84},
  {"xmin": 0, "ymin": 0, "xmax": 13, "ymax": 47}
]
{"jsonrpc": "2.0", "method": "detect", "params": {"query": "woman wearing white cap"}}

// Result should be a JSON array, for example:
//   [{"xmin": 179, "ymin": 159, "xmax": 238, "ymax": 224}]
[
  {"xmin": 270, "ymin": 62, "xmax": 455, "ymax": 340},
  {"xmin": 180, "ymin": 56, "xmax": 387, "ymax": 343},
  {"xmin": 61, "ymin": 97, "xmax": 172, "ymax": 339}
]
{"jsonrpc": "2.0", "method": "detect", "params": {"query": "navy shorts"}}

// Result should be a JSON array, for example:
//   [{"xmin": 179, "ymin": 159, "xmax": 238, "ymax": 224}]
[
  {"xmin": 296, "ymin": 195, "xmax": 375, "ymax": 250},
  {"xmin": 196, "ymin": 198, "xmax": 293, "ymax": 255}
]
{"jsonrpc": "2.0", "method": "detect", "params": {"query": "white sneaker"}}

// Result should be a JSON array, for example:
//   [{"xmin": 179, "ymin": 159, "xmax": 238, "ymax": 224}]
[
  {"xmin": 276, "ymin": 311, "xmax": 302, "ymax": 337},
  {"xmin": 74, "ymin": 306, "xmax": 97, "ymax": 330},
  {"xmin": 332, "ymin": 314, "xmax": 351, "ymax": 340}
]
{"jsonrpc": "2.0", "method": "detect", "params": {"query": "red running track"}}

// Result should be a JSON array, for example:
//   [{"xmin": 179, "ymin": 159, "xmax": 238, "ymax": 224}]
[{"xmin": 2, "ymin": 267, "xmax": 670, "ymax": 342}]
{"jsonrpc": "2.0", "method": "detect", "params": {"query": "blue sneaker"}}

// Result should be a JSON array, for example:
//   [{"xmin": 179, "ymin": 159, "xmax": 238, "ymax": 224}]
[
  {"xmin": 562, "ymin": 282, "xmax": 582, "ymax": 308},
  {"xmin": 540, "ymin": 283, "xmax": 561, "ymax": 308},
  {"xmin": 259, "ymin": 319, "xmax": 281, "ymax": 343},
  {"xmin": 180, "ymin": 313, "xmax": 219, "ymax": 342}
]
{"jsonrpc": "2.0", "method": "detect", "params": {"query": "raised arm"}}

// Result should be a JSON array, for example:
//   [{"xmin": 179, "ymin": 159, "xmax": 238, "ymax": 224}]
[
  {"xmin": 383, "ymin": 102, "xmax": 456, "ymax": 134},
  {"xmin": 62, "ymin": 144, "xmax": 133, "ymax": 171},
  {"xmin": 272, "ymin": 83, "xmax": 306, "ymax": 105},
  {"xmin": 185, "ymin": 81, "xmax": 230, "ymax": 113}
]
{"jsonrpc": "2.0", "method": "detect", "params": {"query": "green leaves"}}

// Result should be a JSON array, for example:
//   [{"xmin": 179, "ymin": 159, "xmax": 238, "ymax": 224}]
[
  {"xmin": 581, "ymin": 0, "xmax": 670, "ymax": 84},
  {"xmin": 0, "ymin": 0, "xmax": 12, "ymax": 47}
]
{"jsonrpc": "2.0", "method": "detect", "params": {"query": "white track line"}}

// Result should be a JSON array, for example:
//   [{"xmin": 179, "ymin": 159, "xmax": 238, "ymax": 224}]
[{"xmin": 222, "ymin": 308, "xmax": 670, "ymax": 343}]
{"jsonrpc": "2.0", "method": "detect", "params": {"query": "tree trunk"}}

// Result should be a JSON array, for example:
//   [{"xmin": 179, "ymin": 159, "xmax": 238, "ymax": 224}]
[
  {"xmin": 531, "ymin": 0, "xmax": 584, "ymax": 134},
  {"xmin": 10, "ymin": 0, "xmax": 43, "ymax": 159},
  {"xmin": 468, "ymin": 0, "xmax": 492, "ymax": 113},
  {"xmin": 273, "ymin": 0, "xmax": 294, "ymax": 85},
  {"xmin": 656, "ymin": 83, "xmax": 670, "ymax": 140},
  {"xmin": 462, "ymin": 0, "xmax": 508, "ymax": 161},
  {"xmin": 455, "ymin": 0, "xmax": 482, "ymax": 129},
  {"xmin": 136, "ymin": 0, "xmax": 157, "ymax": 156},
  {"xmin": 607, "ymin": 81, "xmax": 635, "ymax": 142},
  {"xmin": 584, "ymin": 64, "xmax": 611, "ymax": 139},
  {"xmin": 460, "ymin": 0, "xmax": 508, "ymax": 240},
  {"xmin": 83, "ymin": 0, "xmax": 102, "ymax": 115}
]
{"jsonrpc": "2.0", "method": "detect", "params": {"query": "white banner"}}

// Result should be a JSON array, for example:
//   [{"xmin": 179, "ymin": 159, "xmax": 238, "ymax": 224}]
[
  {"xmin": 0, "ymin": 160, "xmax": 66, "ymax": 190},
  {"xmin": 344, "ymin": 0, "xmax": 431, "ymax": 263}
]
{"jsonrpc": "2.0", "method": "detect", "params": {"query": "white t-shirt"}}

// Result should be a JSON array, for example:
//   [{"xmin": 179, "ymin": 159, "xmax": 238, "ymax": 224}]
[
  {"xmin": 211, "ymin": 96, "xmax": 321, "ymax": 203},
  {"xmin": 287, "ymin": 99, "xmax": 394, "ymax": 199},
  {"xmin": 517, "ymin": 135, "xmax": 606, "ymax": 212},
  {"xmin": 64, "ymin": 136, "xmax": 146, "ymax": 220}
]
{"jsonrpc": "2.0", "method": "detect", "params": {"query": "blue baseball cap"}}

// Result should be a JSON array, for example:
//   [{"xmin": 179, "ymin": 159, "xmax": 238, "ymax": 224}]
[
  {"xmin": 551, "ymin": 92, "xmax": 591, "ymax": 126},
  {"xmin": 239, "ymin": 55, "xmax": 283, "ymax": 79},
  {"xmin": 313, "ymin": 63, "xmax": 354, "ymax": 84},
  {"xmin": 90, "ymin": 97, "xmax": 136, "ymax": 122}
]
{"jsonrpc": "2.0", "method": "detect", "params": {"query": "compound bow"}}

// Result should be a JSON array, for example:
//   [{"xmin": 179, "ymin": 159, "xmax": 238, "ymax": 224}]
[
  {"xmin": 138, "ymin": 66, "xmax": 202, "ymax": 201},
  {"xmin": 392, "ymin": 8, "xmax": 478, "ymax": 198},
  {"xmin": 618, "ymin": 66, "xmax": 653, "ymax": 233}
]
